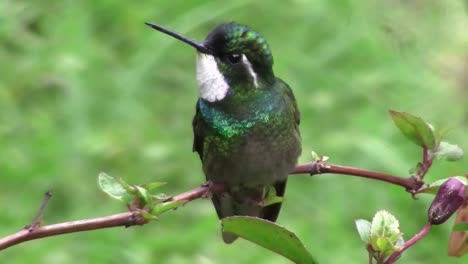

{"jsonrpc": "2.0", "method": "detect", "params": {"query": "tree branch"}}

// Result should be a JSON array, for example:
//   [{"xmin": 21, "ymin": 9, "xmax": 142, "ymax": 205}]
[
  {"xmin": 0, "ymin": 161, "xmax": 422, "ymax": 251},
  {"xmin": 0, "ymin": 212, "xmax": 143, "ymax": 250},
  {"xmin": 292, "ymin": 161, "xmax": 423, "ymax": 192},
  {"xmin": 0, "ymin": 183, "xmax": 220, "ymax": 250}
]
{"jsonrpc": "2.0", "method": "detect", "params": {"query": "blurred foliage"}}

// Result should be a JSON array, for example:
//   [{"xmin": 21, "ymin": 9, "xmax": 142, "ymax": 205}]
[{"xmin": 0, "ymin": 0, "xmax": 467, "ymax": 263}]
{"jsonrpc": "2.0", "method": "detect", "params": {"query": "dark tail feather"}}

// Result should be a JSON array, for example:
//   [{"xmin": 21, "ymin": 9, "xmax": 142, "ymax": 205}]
[
  {"xmin": 222, "ymin": 231, "xmax": 238, "ymax": 243},
  {"xmin": 213, "ymin": 181, "xmax": 287, "ymax": 243},
  {"xmin": 262, "ymin": 180, "xmax": 287, "ymax": 222}
]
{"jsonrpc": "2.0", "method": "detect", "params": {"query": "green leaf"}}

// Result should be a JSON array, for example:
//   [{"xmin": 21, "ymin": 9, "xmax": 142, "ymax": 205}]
[
  {"xmin": 98, "ymin": 172, "xmax": 127, "ymax": 202},
  {"xmin": 310, "ymin": 151, "xmax": 320, "ymax": 161},
  {"xmin": 135, "ymin": 186, "xmax": 153, "ymax": 207},
  {"xmin": 376, "ymin": 237, "xmax": 390, "ymax": 254},
  {"xmin": 370, "ymin": 210, "xmax": 401, "ymax": 251},
  {"xmin": 137, "ymin": 209, "xmax": 158, "ymax": 221},
  {"xmin": 140, "ymin": 182, "xmax": 166, "ymax": 190},
  {"xmin": 453, "ymin": 222, "xmax": 468, "ymax": 231},
  {"xmin": 416, "ymin": 176, "xmax": 468, "ymax": 195},
  {"xmin": 355, "ymin": 219, "xmax": 371, "ymax": 244},
  {"xmin": 150, "ymin": 200, "xmax": 185, "ymax": 215},
  {"xmin": 263, "ymin": 196, "xmax": 284, "ymax": 206},
  {"xmin": 222, "ymin": 216, "xmax": 316, "ymax": 264},
  {"xmin": 120, "ymin": 192, "xmax": 133, "ymax": 204},
  {"xmin": 389, "ymin": 109, "xmax": 436, "ymax": 149},
  {"xmin": 263, "ymin": 186, "xmax": 284, "ymax": 206},
  {"xmin": 434, "ymin": 141, "xmax": 464, "ymax": 161},
  {"xmin": 153, "ymin": 193, "xmax": 171, "ymax": 200},
  {"xmin": 394, "ymin": 235, "xmax": 405, "ymax": 248},
  {"xmin": 115, "ymin": 177, "xmax": 134, "ymax": 192}
]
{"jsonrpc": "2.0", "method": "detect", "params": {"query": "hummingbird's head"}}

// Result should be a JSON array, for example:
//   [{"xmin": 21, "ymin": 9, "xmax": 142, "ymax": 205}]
[{"xmin": 145, "ymin": 22, "xmax": 274, "ymax": 103}]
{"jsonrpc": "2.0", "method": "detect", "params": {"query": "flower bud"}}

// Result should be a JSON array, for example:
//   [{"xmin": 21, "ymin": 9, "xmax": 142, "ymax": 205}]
[{"xmin": 428, "ymin": 178, "xmax": 466, "ymax": 225}]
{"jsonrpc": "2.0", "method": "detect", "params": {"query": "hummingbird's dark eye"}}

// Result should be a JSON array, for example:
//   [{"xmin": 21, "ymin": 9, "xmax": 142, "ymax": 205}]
[{"xmin": 227, "ymin": 53, "xmax": 242, "ymax": 64}]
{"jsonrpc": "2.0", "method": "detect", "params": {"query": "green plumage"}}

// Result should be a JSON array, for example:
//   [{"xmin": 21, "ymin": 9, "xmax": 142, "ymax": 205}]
[
  {"xmin": 145, "ymin": 21, "xmax": 301, "ymax": 243},
  {"xmin": 193, "ymin": 78, "xmax": 300, "ymax": 243},
  {"xmin": 191, "ymin": 22, "xmax": 301, "ymax": 243}
]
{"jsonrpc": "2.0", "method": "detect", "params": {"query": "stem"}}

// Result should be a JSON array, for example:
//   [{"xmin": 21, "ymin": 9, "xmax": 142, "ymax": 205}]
[
  {"xmin": 291, "ymin": 161, "xmax": 422, "ymax": 191},
  {"xmin": 26, "ymin": 191, "xmax": 52, "ymax": 231},
  {"xmin": 169, "ymin": 182, "xmax": 226, "ymax": 202},
  {"xmin": 384, "ymin": 222, "xmax": 432, "ymax": 264},
  {"xmin": 0, "ymin": 183, "xmax": 218, "ymax": 251},
  {"xmin": 0, "ymin": 212, "xmax": 140, "ymax": 250}
]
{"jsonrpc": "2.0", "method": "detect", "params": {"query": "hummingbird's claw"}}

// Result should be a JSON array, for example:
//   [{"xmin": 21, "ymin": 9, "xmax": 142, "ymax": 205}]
[{"xmin": 202, "ymin": 181, "xmax": 215, "ymax": 199}]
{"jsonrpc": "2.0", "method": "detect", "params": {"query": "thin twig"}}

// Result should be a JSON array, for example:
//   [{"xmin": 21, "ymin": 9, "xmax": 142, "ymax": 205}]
[
  {"xmin": 0, "ymin": 212, "xmax": 139, "ymax": 250},
  {"xmin": 25, "ymin": 191, "xmax": 52, "ymax": 231},
  {"xmin": 0, "ymin": 183, "xmax": 215, "ymax": 250},
  {"xmin": 291, "ymin": 161, "xmax": 423, "ymax": 192}
]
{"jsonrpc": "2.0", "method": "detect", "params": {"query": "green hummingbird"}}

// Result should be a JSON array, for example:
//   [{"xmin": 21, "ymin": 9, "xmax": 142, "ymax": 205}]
[{"xmin": 145, "ymin": 21, "xmax": 301, "ymax": 243}]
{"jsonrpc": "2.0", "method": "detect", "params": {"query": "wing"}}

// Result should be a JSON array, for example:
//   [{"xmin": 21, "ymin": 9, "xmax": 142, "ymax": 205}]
[
  {"xmin": 278, "ymin": 78, "xmax": 300, "ymax": 128},
  {"xmin": 262, "ymin": 78, "xmax": 301, "ymax": 222},
  {"xmin": 192, "ymin": 99, "xmax": 204, "ymax": 160}
]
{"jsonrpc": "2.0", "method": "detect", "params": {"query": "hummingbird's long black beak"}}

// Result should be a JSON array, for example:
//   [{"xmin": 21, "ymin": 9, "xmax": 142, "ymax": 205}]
[{"xmin": 145, "ymin": 22, "xmax": 211, "ymax": 54}]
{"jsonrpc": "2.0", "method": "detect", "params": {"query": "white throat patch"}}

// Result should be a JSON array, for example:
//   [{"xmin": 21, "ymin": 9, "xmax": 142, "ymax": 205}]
[
  {"xmin": 196, "ymin": 53, "xmax": 230, "ymax": 102},
  {"xmin": 241, "ymin": 54, "xmax": 259, "ymax": 88}
]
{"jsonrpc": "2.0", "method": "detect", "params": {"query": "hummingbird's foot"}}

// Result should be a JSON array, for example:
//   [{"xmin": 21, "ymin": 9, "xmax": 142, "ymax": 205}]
[{"xmin": 201, "ymin": 180, "xmax": 215, "ymax": 199}]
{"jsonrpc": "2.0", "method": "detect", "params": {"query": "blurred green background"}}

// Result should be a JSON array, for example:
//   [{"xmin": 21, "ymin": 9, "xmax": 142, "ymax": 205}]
[{"xmin": 1, "ymin": 0, "xmax": 467, "ymax": 263}]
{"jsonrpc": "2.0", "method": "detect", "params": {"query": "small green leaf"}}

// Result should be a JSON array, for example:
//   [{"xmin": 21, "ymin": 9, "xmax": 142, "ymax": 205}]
[
  {"xmin": 376, "ymin": 237, "xmax": 390, "ymax": 253},
  {"xmin": 263, "ymin": 186, "xmax": 284, "ymax": 206},
  {"xmin": 222, "ymin": 216, "xmax": 316, "ymax": 264},
  {"xmin": 453, "ymin": 222, "xmax": 468, "ymax": 231},
  {"xmin": 310, "ymin": 151, "xmax": 320, "ymax": 161},
  {"xmin": 370, "ymin": 210, "xmax": 401, "ymax": 251},
  {"xmin": 153, "ymin": 193, "xmax": 171, "ymax": 200},
  {"xmin": 140, "ymin": 182, "xmax": 166, "ymax": 190},
  {"xmin": 263, "ymin": 196, "xmax": 284, "ymax": 207},
  {"xmin": 98, "ymin": 172, "xmax": 127, "ymax": 201},
  {"xmin": 389, "ymin": 110, "xmax": 436, "ymax": 150},
  {"xmin": 368, "ymin": 210, "xmax": 403, "ymax": 260},
  {"xmin": 115, "ymin": 177, "xmax": 134, "ymax": 192},
  {"xmin": 121, "ymin": 192, "xmax": 133, "ymax": 204},
  {"xmin": 355, "ymin": 219, "xmax": 371, "ymax": 244},
  {"xmin": 394, "ymin": 235, "xmax": 405, "ymax": 248},
  {"xmin": 135, "ymin": 186, "xmax": 152, "ymax": 207},
  {"xmin": 137, "ymin": 209, "xmax": 158, "ymax": 221},
  {"xmin": 150, "ymin": 200, "xmax": 185, "ymax": 215},
  {"xmin": 434, "ymin": 141, "xmax": 464, "ymax": 161}
]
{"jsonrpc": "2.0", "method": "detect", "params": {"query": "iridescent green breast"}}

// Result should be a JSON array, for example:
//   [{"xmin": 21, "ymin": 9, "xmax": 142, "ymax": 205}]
[
  {"xmin": 197, "ymin": 99, "xmax": 274, "ymax": 138},
  {"xmin": 196, "ymin": 83, "xmax": 297, "ymax": 161}
]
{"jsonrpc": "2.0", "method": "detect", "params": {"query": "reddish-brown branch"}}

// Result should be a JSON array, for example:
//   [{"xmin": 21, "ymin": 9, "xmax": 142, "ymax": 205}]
[
  {"xmin": 0, "ymin": 212, "xmax": 141, "ymax": 250},
  {"xmin": 0, "ymin": 161, "xmax": 421, "ymax": 251},
  {"xmin": 0, "ymin": 183, "xmax": 218, "ymax": 251},
  {"xmin": 169, "ymin": 182, "xmax": 226, "ymax": 202},
  {"xmin": 384, "ymin": 221, "xmax": 432, "ymax": 264},
  {"xmin": 25, "ymin": 191, "xmax": 52, "ymax": 231},
  {"xmin": 292, "ymin": 161, "xmax": 423, "ymax": 191}
]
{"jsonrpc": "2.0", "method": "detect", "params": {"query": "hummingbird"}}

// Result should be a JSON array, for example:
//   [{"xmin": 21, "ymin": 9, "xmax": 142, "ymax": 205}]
[{"xmin": 145, "ymin": 21, "xmax": 301, "ymax": 243}]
